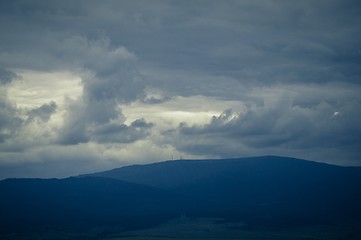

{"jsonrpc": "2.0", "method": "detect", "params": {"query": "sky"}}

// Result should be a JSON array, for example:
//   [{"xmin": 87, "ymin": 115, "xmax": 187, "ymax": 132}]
[{"xmin": 0, "ymin": 0, "xmax": 361, "ymax": 179}]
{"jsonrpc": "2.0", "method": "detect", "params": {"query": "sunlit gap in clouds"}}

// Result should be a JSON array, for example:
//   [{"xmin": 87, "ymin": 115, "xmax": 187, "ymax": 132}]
[
  {"xmin": 122, "ymin": 95, "xmax": 246, "ymax": 131},
  {"xmin": 7, "ymin": 69, "xmax": 83, "ymax": 126},
  {"xmin": 8, "ymin": 70, "xmax": 83, "ymax": 108}
]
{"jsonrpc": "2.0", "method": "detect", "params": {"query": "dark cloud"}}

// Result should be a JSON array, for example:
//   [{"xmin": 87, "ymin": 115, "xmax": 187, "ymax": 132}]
[
  {"xmin": 1, "ymin": 1, "xmax": 360, "ymax": 92},
  {"xmin": 92, "ymin": 119, "xmax": 153, "ymax": 144},
  {"xmin": 57, "ymin": 92, "xmax": 153, "ymax": 145},
  {"xmin": 0, "ymin": 68, "xmax": 19, "ymax": 85},
  {"xmin": 27, "ymin": 101, "xmax": 57, "ymax": 122},
  {"xmin": 0, "ymin": 95, "xmax": 59, "ymax": 153},
  {"xmin": 51, "ymin": 35, "xmax": 147, "ymax": 145},
  {"xmin": 1, "ymin": 0, "xmax": 359, "ymax": 84},
  {"xmin": 169, "ymin": 94, "xmax": 361, "ymax": 164},
  {"xmin": 0, "ymin": 95, "xmax": 22, "ymax": 143},
  {"xmin": 131, "ymin": 118, "xmax": 153, "ymax": 128},
  {"xmin": 39, "ymin": 32, "xmax": 150, "ymax": 147}
]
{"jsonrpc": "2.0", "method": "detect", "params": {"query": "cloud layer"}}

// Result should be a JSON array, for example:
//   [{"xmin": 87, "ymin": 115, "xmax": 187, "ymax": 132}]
[{"xmin": 1, "ymin": 0, "xmax": 361, "ymax": 178}]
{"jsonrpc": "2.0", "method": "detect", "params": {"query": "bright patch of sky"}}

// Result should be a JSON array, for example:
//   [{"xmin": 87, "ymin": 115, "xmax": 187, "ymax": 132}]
[{"xmin": 8, "ymin": 70, "xmax": 82, "ymax": 109}]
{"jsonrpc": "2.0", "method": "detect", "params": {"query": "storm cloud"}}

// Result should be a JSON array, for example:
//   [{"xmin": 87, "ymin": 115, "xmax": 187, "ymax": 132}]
[
  {"xmin": 27, "ymin": 101, "xmax": 57, "ymax": 122},
  {"xmin": 1, "ymin": 0, "xmax": 361, "ymax": 178},
  {"xmin": 171, "ymin": 85, "xmax": 361, "ymax": 163},
  {"xmin": 0, "ymin": 68, "xmax": 19, "ymax": 85}
]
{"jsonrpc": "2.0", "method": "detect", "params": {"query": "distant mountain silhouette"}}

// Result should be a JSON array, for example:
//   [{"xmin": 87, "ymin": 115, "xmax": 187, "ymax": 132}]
[
  {"xmin": 1, "ymin": 156, "xmax": 361, "ymax": 237},
  {"xmin": 85, "ymin": 156, "xmax": 361, "ymax": 226}
]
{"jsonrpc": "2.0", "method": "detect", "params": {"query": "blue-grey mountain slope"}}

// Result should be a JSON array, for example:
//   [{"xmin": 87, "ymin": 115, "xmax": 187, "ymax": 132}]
[
  {"xmin": 87, "ymin": 156, "xmax": 361, "ymax": 226},
  {"xmin": 0, "ymin": 156, "xmax": 360, "ymax": 238},
  {"xmin": 0, "ymin": 176, "xmax": 189, "ymax": 235}
]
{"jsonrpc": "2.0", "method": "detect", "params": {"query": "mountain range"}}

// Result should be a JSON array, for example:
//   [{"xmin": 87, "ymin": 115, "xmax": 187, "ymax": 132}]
[{"xmin": 1, "ymin": 156, "xmax": 361, "ymax": 238}]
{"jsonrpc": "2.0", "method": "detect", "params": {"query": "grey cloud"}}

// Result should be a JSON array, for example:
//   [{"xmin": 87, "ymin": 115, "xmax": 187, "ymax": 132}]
[
  {"xmin": 0, "ymin": 68, "xmax": 19, "ymax": 85},
  {"xmin": 0, "ymin": 100, "xmax": 22, "ymax": 143},
  {"xmin": 131, "ymin": 118, "xmax": 153, "ymax": 128},
  {"xmin": 140, "ymin": 89, "xmax": 172, "ymax": 104},
  {"xmin": 0, "ymin": 99, "xmax": 58, "ymax": 153},
  {"xmin": 1, "ymin": 0, "xmax": 360, "ymax": 89},
  {"xmin": 128, "ymin": 0, "xmax": 361, "ymax": 86},
  {"xmin": 27, "ymin": 101, "xmax": 57, "ymax": 122},
  {"xmin": 52, "ymin": 34, "xmax": 147, "ymax": 145},
  {"xmin": 84, "ymin": 69, "xmax": 143, "ymax": 104},
  {"xmin": 0, "ymin": 82, "xmax": 57, "ymax": 151},
  {"xmin": 60, "ymin": 47, "xmax": 144, "ymax": 144},
  {"xmin": 141, "ymin": 97, "xmax": 170, "ymax": 104},
  {"xmin": 50, "ymin": 33, "xmax": 149, "ymax": 146},
  {"xmin": 58, "ymin": 91, "xmax": 153, "ymax": 145},
  {"xmin": 57, "ymin": 98, "xmax": 113, "ymax": 145},
  {"xmin": 59, "ymin": 117, "xmax": 153, "ymax": 145},
  {"xmin": 169, "ymin": 94, "xmax": 361, "ymax": 163},
  {"xmin": 56, "ymin": 98, "xmax": 90, "ymax": 145},
  {"xmin": 92, "ymin": 119, "xmax": 153, "ymax": 144}
]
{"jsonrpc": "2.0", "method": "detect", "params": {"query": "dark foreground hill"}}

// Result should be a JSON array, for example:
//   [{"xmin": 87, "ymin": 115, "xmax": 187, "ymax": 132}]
[
  {"xmin": 1, "ymin": 156, "xmax": 361, "ymax": 238},
  {"xmin": 0, "ymin": 177, "xmax": 188, "ymax": 235}
]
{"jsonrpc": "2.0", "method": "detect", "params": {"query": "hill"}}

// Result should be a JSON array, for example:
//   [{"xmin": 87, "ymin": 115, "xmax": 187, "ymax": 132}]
[
  {"xmin": 86, "ymin": 156, "xmax": 361, "ymax": 226},
  {"xmin": 0, "ymin": 176, "xmax": 188, "ymax": 235},
  {"xmin": 1, "ymin": 156, "xmax": 361, "ymax": 238}
]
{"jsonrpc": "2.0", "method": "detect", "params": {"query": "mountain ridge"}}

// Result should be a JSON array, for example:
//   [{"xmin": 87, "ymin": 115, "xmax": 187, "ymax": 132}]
[
  {"xmin": 82, "ymin": 155, "xmax": 359, "ymax": 189},
  {"xmin": 83, "ymin": 155, "xmax": 361, "ymax": 226},
  {"xmin": 1, "ymin": 155, "xmax": 361, "ymax": 238}
]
